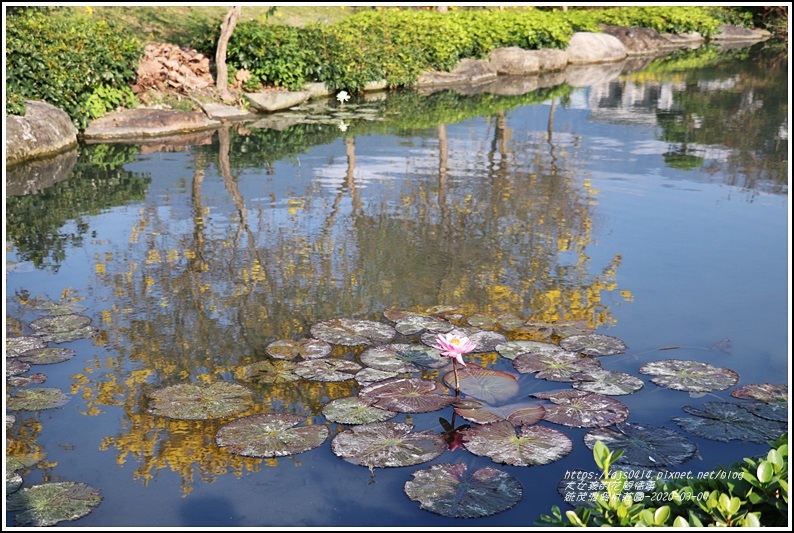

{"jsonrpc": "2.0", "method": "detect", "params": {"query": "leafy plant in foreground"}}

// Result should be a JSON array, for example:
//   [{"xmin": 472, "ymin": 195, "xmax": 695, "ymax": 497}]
[{"xmin": 536, "ymin": 432, "xmax": 789, "ymax": 526}]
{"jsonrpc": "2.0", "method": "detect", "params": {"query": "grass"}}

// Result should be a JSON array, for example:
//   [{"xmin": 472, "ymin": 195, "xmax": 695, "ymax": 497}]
[{"xmin": 51, "ymin": 5, "xmax": 356, "ymax": 47}]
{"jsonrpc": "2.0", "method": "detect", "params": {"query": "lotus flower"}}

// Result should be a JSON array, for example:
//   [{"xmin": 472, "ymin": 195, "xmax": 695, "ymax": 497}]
[
  {"xmin": 435, "ymin": 332, "xmax": 475, "ymax": 367},
  {"xmin": 336, "ymin": 90, "xmax": 350, "ymax": 104},
  {"xmin": 435, "ymin": 332, "xmax": 476, "ymax": 394}
]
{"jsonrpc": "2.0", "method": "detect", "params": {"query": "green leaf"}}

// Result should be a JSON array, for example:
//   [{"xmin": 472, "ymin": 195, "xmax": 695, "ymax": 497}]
[
  {"xmin": 654, "ymin": 505, "xmax": 671, "ymax": 525},
  {"xmin": 673, "ymin": 515, "xmax": 690, "ymax": 527},
  {"xmin": 756, "ymin": 461, "xmax": 774, "ymax": 483}
]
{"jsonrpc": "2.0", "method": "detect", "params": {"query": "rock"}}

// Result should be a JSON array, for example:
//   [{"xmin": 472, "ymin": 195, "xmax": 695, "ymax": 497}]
[
  {"xmin": 415, "ymin": 58, "xmax": 497, "ymax": 89},
  {"xmin": 711, "ymin": 24, "xmax": 772, "ymax": 41},
  {"xmin": 489, "ymin": 47, "xmax": 568, "ymax": 75},
  {"xmin": 600, "ymin": 24, "xmax": 679, "ymax": 55},
  {"xmin": 566, "ymin": 32, "xmax": 627, "ymax": 64},
  {"xmin": 82, "ymin": 108, "xmax": 220, "ymax": 140},
  {"xmin": 200, "ymin": 102, "xmax": 257, "ymax": 121},
  {"xmin": 5, "ymin": 100, "xmax": 78, "ymax": 167},
  {"xmin": 245, "ymin": 91, "xmax": 312, "ymax": 113},
  {"xmin": 6, "ymin": 148, "xmax": 78, "ymax": 196},
  {"xmin": 135, "ymin": 42, "xmax": 214, "ymax": 93}
]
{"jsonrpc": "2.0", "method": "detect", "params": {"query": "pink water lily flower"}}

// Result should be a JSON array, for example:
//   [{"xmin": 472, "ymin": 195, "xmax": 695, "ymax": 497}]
[{"xmin": 435, "ymin": 332, "xmax": 476, "ymax": 367}]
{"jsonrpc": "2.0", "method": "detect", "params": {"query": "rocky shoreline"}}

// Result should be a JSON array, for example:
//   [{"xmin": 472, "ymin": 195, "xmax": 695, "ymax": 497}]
[{"xmin": 5, "ymin": 24, "xmax": 771, "ymax": 170}]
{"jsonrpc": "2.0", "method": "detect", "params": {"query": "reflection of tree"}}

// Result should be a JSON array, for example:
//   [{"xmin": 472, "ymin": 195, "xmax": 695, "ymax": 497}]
[{"xmin": 68, "ymin": 100, "xmax": 626, "ymax": 492}]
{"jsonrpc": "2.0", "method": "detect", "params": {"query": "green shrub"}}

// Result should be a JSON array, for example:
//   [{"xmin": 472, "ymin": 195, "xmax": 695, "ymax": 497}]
[
  {"xmin": 536, "ymin": 433, "xmax": 789, "ymax": 527},
  {"xmin": 5, "ymin": 9, "xmax": 142, "ymax": 130},
  {"xmin": 586, "ymin": 6, "xmax": 722, "ymax": 37}
]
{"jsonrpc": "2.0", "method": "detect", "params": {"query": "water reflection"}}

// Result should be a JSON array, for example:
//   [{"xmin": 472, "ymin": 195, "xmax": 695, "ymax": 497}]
[{"xmin": 5, "ymin": 40, "xmax": 787, "ymax": 526}]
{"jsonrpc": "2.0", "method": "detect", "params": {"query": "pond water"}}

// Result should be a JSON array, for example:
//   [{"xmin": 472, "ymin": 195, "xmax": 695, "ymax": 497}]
[{"xmin": 4, "ymin": 40, "xmax": 789, "ymax": 528}]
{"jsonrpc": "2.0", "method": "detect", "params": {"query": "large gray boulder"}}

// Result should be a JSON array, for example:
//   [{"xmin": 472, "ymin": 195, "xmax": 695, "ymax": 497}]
[
  {"xmin": 6, "ymin": 100, "xmax": 78, "ymax": 167},
  {"xmin": 415, "ymin": 58, "xmax": 497, "ymax": 89},
  {"xmin": 245, "ymin": 90, "xmax": 312, "ymax": 112},
  {"xmin": 83, "ymin": 108, "xmax": 220, "ymax": 140},
  {"xmin": 600, "ymin": 24, "xmax": 680, "ymax": 55},
  {"xmin": 566, "ymin": 32, "xmax": 627, "ymax": 64},
  {"xmin": 489, "ymin": 47, "xmax": 568, "ymax": 75}
]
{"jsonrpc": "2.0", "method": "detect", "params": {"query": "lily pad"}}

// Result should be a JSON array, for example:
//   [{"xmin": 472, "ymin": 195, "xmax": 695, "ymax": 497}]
[
  {"xmin": 359, "ymin": 377, "xmax": 456, "ymax": 413},
  {"xmin": 310, "ymin": 318, "xmax": 396, "ymax": 346},
  {"xmin": 404, "ymin": 462, "xmax": 523, "ymax": 518},
  {"xmin": 421, "ymin": 327, "xmax": 507, "ymax": 354},
  {"xmin": 21, "ymin": 296, "xmax": 87, "ymax": 315},
  {"xmin": 330, "ymin": 421, "xmax": 446, "ymax": 467},
  {"xmin": 638, "ymin": 359, "xmax": 739, "ymax": 392},
  {"xmin": 496, "ymin": 313, "xmax": 528, "ymax": 331},
  {"xmin": 442, "ymin": 365, "xmax": 520, "ymax": 404},
  {"xmin": 467, "ymin": 313, "xmax": 498, "ymax": 328},
  {"xmin": 215, "ymin": 413, "xmax": 328, "ymax": 457},
  {"xmin": 36, "ymin": 325, "xmax": 99, "ymax": 343},
  {"xmin": 383, "ymin": 308, "xmax": 454, "ymax": 335},
  {"xmin": 672, "ymin": 401, "xmax": 787, "ymax": 443},
  {"xmin": 6, "ymin": 454, "xmax": 44, "ymax": 494},
  {"xmin": 147, "ymin": 382, "xmax": 253, "ymax": 420},
  {"xmin": 495, "ymin": 340, "xmax": 566, "ymax": 361},
  {"xmin": 455, "ymin": 402, "xmax": 546, "ymax": 427},
  {"xmin": 29, "ymin": 313, "xmax": 90, "ymax": 333},
  {"xmin": 6, "ymin": 336, "xmax": 48, "ymax": 357},
  {"xmin": 7, "ymin": 481, "xmax": 103, "ymax": 526},
  {"xmin": 571, "ymin": 369, "xmax": 645, "ymax": 395},
  {"xmin": 6, "ymin": 358, "xmax": 31, "ymax": 377},
  {"xmin": 531, "ymin": 389, "xmax": 630, "ymax": 428},
  {"xmin": 7, "ymin": 373, "xmax": 48, "ymax": 387},
  {"xmin": 234, "ymin": 360, "xmax": 300, "ymax": 384},
  {"xmin": 354, "ymin": 367, "xmax": 399, "ymax": 385},
  {"xmin": 359, "ymin": 343, "xmax": 446, "ymax": 373},
  {"xmin": 462, "ymin": 420, "xmax": 573, "ymax": 466},
  {"xmin": 322, "ymin": 396, "xmax": 398, "ymax": 425},
  {"xmin": 558, "ymin": 333, "xmax": 626, "ymax": 356},
  {"xmin": 551, "ymin": 320, "xmax": 596, "ymax": 337},
  {"xmin": 731, "ymin": 383, "xmax": 787, "ymax": 403},
  {"xmin": 293, "ymin": 358, "xmax": 362, "ymax": 381},
  {"xmin": 584, "ymin": 422, "xmax": 698, "ymax": 467},
  {"xmin": 266, "ymin": 338, "xmax": 332, "ymax": 360},
  {"xmin": 737, "ymin": 401, "xmax": 788, "ymax": 422},
  {"xmin": 6, "ymin": 387, "xmax": 70, "ymax": 411},
  {"xmin": 513, "ymin": 351, "xmax": 602, "ymax": 382},
  {"xmin": 16, "ymin": 347, "xmax": 76, "ymax": 365}
]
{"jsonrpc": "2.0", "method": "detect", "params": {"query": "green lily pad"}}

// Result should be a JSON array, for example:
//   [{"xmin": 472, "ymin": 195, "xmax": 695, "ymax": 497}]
[
  {"xmin": 383, "ymin": 308, "xmax": 454, "ymax": 335},
  {"xmin": 359, "ymin": 377, "xmax": 456, "ymax": 413},
  {"xmin": 672, "ymin": 401, "xmax": 787, "ymax": 443},
  {"xmin": 558, "ymin": 333, "xmax": 627, "ymax": 356},
  {"xmin": 495, "ymin": 313, "xmax": 528, "ymax": 331},
  {"xmin": 16, "ymin": 347, "xmax": 76, "ymax": 365},
  {"xmin": 731, "ymin": 383, "xmax": 787, "ymax": 403},
  {"xmin": 293, "ymin": 358, "xmax": 362, "ymax": 381},
  {"xmin": 551, "ymin": 320, "xmax": 596, "ymax": 338},
  {"xmin": 6, "ymin": 454, "xmax": 44, "ymax": 495},
  {"xmin": 266, "ymin": 338, "xmax": 332, "ymax": 360},
  {"xmin": 7, "ymin": 481, "xmax": 103, "ymax": 526},
  {"xmin": 359, "ymin": 343, "xmax": 446, "ymax": 373},
  {"xmin": 513, "ymin": 351, "xmax": 602, "ymax": 382},
  {"xmin": 442, "ymin": 365, "xmax": 520, "ymax": 404},
  {"xmin": 638, "ymin": 359, "xmax": 739, "ymax": 392},
  {"xmin": 21, "ymin": 296, "xmax": 87, "ymax": 315},
  {"xmin": 462, "ymin": 420, "xmax": 573, "ymax": 466},
  {"xmin": 234, "ymin": 360, "xmax": 300, "ymax": 384},
  {"xmin": 571, "ymin": 369, "xmax": 645, "ymax": 395},
  {"xmin": 421, "ymin": 327, "xmax": 507, "ymax": 354},
  {"xmin": 584, "ymin": 422, "xmax": 698, "ymax": 467},
  {"xmin": 467, "ymin": 313, "xmax": 498, "ymax": 328},
  {"xmin": 215, "ymin": 413, "xmax": 328, "ymax": 457},
  {"xmin": 531, "ymin": 389, "xmax": 630, "ymax": 428},
  {"xmin": 455, "ymin": 401, "xmax": 545, "ymax": 427},
  {"xmin": 404, "ymin": 462, "xmax": 523, "ymax": 518},
  {"xmin": 6, "ymin": 387, "xmax": 70, "ymax": 411},
  {"xmin": 322, "ymin": 396, "xmax": 398, "ymax": 425},
  {"xmin": 29, "ymin": 313, "xmax": 90, "ymax": 333},
  {"xmin": 354, "ymin": 367, "xmax": 399, "ymax": 385},
  {"xmin": 36, "ymin": 325, "xmax": 99, "ymax": 343},
  {"xmin": 310, "ymin": 318, "xmax": 396, "ymax": 346},
  {"xmin": 330, "ymin": 421, "xmax": 446, "ymax": 467},
  {"xmin": 6, "ymin": 336, "xmax": 48, "ymax": 357},
  {"xmin": 495, "ymin": 340, "xmax": 566, "ymax": 361},
  {"xmin": 147, "ymin": 382, "xmax": 253, "ymax": 420}
]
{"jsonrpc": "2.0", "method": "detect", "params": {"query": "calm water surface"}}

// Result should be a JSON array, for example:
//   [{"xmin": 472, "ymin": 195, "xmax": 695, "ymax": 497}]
[{"xmin": 4, "ymin": 41, "xmax": 789, "ymax": 528}]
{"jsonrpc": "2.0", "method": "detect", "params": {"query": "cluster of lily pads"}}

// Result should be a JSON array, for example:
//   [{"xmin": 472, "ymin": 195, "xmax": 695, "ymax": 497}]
[{"xmin": 5, "ymin": 301, "xmax": 789, "ymax": 525}]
